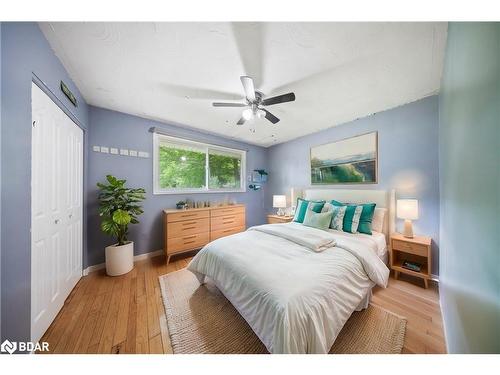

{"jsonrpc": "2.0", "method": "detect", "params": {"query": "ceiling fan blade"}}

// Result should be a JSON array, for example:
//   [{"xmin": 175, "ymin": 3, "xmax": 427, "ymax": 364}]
[
  {"xmin": 261, "ymin": 92, "xmax": 296, "ymax": 106},
  {"xmin": 212, "ymin": 102, "xmax": 247, "ymax": 107},
  {"xmin": 236, "ymin": 117, "xmax": 246, "ymax": 125},
  {"xmin": 240, "ymin": 76, "xmax": 256, "ymax": 102},
  {"xmin": 262, "ymin": 109, "xmax": 280, "ymax": 124}
]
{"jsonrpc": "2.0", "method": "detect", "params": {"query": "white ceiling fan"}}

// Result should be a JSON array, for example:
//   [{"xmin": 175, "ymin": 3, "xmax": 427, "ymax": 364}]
[{"xmin": 212, "ymin": 76, "xmax": 296, "ymax": 125}]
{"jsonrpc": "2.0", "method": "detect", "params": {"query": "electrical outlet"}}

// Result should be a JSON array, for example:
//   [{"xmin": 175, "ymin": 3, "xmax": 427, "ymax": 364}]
[
  {"xmin": 100, "ymin": 146, "xmax": 109, "ymax": 153},
  {"xmin": 110, "ymin": 148, "xmax": 118, "ymax": 155},
  {"xmin": 129, "ymin": 150, "xmax": 138, "ymax": 157},
  {"xmin": 120, "ymin": 149, "xmax": 129, "ymax": 156},
  {"xmin": 138, "ymin": 151, "xmax": 149, "ymax": 158},
  {"xmin": 92, "ymin": 146, "xmax": 100, "ymax": 152}
]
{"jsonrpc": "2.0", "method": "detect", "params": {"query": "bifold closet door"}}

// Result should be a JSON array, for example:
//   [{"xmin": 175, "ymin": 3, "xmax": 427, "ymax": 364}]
[{"xmin": 31, "ymin": 82, "xmax": 83, "ymax": 343}]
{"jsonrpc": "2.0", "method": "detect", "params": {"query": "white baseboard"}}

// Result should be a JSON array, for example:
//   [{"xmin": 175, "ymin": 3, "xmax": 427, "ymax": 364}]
[{"xmin": 83, "ymin": 249, "xmax": 163, "ymax": 276}]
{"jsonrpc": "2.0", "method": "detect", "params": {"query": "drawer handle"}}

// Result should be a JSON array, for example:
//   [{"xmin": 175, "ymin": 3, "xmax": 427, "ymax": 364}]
[
  {"xmin": 223, "ymin": 229, "xmax": 233, "ymax": 233},
  {"xmin": 182, "ymin": 213, "xmax": 198, "ymax": 217},
  {"xmin": 184, "ymin": 240, "xmax": 196, "ymax": 245},
  {"xmin": 183, "ymin": 226, "xmax": 196, "ymax": 230},
  {"xmin": 184, "ymin": 235, "xmax": 196, "ymax": 239},
  {"xmin": 223, "ymin": 220, "xmax": 235, "ymax": 224},
  {"xmin": 182, "ymin": 221, "xmax": 197, "ymax": 226}
]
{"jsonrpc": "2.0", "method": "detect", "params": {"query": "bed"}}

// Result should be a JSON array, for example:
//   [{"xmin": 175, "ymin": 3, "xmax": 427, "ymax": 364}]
[{"xmin": 187, "ymin": 189, "xmax": 394, "ymax": 354}]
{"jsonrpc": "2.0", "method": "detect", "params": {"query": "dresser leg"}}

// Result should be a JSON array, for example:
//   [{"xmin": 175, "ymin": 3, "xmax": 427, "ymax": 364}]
[
  {"xmin": 394, "ymin": 271, "xmax": 399, "ymax": 280},
  {"xmin": 423, "ymin": 278, "xmax": 428, "ymax": 289},
  {"xmin": 166, "ymin": 255, "xmax": 171, "ymax": 265}
]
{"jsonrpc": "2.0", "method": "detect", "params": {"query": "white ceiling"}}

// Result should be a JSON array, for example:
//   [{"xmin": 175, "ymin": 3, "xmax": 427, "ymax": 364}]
[{"xmin": 40, "ymin": 22, "xmax": 447, "ymax": 147}]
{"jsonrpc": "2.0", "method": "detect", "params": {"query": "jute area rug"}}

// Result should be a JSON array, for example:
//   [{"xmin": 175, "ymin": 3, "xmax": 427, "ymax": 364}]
[{"xmin": 159, "ymin": 269, "xmax": 406, "ymax": 354}]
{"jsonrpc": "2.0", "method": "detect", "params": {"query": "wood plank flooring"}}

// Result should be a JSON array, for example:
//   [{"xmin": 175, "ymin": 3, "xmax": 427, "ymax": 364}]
[{"xmin": 39, "ymin": 253, "xmax": 446, "ymax": 354}]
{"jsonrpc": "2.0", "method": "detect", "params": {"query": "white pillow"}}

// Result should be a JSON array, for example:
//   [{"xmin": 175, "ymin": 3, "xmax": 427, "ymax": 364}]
[{"xmin": 372, "ymin": 207, "xmax": 387, "ymax": 233}]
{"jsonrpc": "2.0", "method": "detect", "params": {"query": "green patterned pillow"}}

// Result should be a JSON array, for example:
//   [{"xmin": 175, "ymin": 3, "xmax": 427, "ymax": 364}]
[
  {"xmin": 331, "ymin": 200, "xmax": 376, "ymax": 234},
  {"xmin": 302, "ymin": 209, "xmax": 333, "ymax": 231},
  {"xmin": 293, "ymin": 198, "xmax": 325, "ymax": 223}
]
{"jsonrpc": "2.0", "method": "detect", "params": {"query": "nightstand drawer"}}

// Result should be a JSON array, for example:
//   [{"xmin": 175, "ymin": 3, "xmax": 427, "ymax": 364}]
[
  {"xmin": 392, "ymin": 239, "xmax": 428, "ymax": 257},
  {"xmin": 267, "ymin": 215, "xmax": 294, "ymax": 224}
]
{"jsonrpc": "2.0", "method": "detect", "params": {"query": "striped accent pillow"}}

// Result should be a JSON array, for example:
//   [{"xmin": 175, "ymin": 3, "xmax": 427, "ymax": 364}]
[
  {"xmin": 293, "ymin": 198, "xmax": 325, "ymax": 223},
  {"xmin": 331, "ymin": 200, "xmax": 364, "ymax": 233}
]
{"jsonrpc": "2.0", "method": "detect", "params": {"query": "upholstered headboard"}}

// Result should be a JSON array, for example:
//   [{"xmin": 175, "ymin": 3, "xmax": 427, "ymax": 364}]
[{"xmin": 303, "ymin": 188, "xmax": 395, "ymax": 240}]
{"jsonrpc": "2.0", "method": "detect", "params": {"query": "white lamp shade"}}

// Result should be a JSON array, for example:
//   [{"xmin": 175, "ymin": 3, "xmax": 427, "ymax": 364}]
[
  {"xmin": 273, "ymin": 195, "xmax": 287, "ymax": 208},
  {"xmin": 397, "ymin": 199, "xmax": 419, "ymax": 220}
]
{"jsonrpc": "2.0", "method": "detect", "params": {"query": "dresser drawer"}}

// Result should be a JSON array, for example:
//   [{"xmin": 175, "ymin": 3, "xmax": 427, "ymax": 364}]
[
  {"xmin": 210, "ymin": 226, "xmax": 245, "ymax": 241},
  {"xmin": 167, "ymin": 218, "xmax": 209, "ymax": 239},
  {"xmin": 167, "ymin": 232, "xmax": 209, "ymax": 254},
  {"xmin": 211, "ymin": 213, "xmax": 245, "ymax": 231},
  {"xmin": 392, "ymin": 239, "xmax": 428, "ymax": 257},
  {"xmin": 167, "ymin": 209, "xmax": 209, "ymax": 223},
  {"xmin": 210, "ymin": 206, "xmax": 245, "ymax": 217}
]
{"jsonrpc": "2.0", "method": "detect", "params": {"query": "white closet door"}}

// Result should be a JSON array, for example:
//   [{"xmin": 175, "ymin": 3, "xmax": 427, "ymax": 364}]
[{"xmin": 31, "ymin": 83, "xmax": 83, "ymax": 343}]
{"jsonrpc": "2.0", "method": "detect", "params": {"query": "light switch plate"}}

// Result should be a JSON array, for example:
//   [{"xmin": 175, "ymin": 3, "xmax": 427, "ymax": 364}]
[
  {"xmin": 93, "ymin": 146, "xmax": 100, "ymax": 152},
  {"xmin": 129, "ymin": 150, "xmax": 138, "ymax": 157},
  {"xmin": 138, "ymin": 151, "xmax": 149, "ymax": 158},
  {"xmin": 120, "ymin": 149, "xmax": 129, "ymax": 156},
  {"xmin": 100, "ymin": 146, "xmax": 109, "ymax": 153},
  {"xmin": 110, "ymin": 148, "xmax": 118, "ymax": 155}
]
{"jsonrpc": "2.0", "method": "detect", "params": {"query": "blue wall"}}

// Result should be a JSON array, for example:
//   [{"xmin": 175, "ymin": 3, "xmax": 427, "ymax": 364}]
[
  {"xmin": 438, "ymin": 23, "xmax": 500, "ymax": 353},
  {"xmin": 267, "ymin": 96, "xmax": 440, "ymax": 275},
  {"xmin": 0, "ymin": 22, "xmax": 90, "ymax": 343},
  {"xmin": 87, "ymin": 106, "xmax": 269, "ymax": 267}
]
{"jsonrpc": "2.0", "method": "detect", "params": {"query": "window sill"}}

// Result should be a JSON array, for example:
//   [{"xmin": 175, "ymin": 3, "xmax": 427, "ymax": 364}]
[{"xmin": 153, "ymin": 189, "xmax": 247, "ymax": 195}]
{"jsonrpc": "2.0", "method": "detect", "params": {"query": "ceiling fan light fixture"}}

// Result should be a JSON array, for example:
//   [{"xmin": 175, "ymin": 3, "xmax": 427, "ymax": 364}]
[{"xmin": 242, "ymin": 108, "xmax": 253, "ymax": 120}]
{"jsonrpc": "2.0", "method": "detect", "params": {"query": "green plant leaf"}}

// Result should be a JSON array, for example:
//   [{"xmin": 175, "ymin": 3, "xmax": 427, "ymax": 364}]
[{"xmin": 112, "ymin": 209, "xmax": 131, "ymax": 225}]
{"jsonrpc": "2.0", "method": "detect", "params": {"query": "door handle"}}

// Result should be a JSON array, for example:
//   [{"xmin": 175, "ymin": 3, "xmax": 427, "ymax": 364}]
[
  {"xmin": 54, "ymin": 219, "xmax": 60, "ymax": 224},
  {"xmin": 69, "ymin": 214, "xmax": 73, "ymax": 219}
]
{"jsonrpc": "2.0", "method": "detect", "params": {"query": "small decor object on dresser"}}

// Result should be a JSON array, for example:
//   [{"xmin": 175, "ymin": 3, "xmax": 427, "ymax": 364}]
[{"xmin": 390, "ymin": 233, "xmax": 432, "ymax": 288}]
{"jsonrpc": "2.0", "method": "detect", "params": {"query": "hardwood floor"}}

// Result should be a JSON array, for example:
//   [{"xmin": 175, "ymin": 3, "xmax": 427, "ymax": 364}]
[{"xmin": 39, "ymin": 253, "xmax": 446, "ymax": 354}]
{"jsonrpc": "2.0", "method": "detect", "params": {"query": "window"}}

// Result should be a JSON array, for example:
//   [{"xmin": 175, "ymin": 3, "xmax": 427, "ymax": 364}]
[{"xmin": 153, "ymin": 133, "xmax": 246, "ymax": 194}]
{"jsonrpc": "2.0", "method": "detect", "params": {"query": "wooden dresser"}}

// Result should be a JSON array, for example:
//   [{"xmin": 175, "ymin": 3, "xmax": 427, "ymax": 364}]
[{"xmin": 163, "ymin": 204, "xmax": 246, "ymax": 264}]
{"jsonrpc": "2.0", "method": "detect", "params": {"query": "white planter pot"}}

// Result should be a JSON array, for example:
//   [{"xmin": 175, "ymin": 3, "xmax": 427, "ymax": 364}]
[{"xmin": 105, "ymin": 241, "xmax": 134, "ymax": 276}]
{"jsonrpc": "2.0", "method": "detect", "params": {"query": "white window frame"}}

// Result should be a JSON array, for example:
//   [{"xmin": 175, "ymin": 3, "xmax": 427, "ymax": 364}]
[{"xmin": 153, "ymin": 133, "xmax": 246, "ymax": 195}]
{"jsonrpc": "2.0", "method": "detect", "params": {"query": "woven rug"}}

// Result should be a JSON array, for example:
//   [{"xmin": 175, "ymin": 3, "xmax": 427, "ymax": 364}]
[{"xmin": 159, "ymin": 269, "xmax": 406, "ymax": 354}]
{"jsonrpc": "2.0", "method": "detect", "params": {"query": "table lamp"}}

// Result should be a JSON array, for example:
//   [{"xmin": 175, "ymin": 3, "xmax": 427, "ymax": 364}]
[
  {"xmin": 273, "ymin": 195, "xmax": 287, "ymax": 216},
  {"xmin": 397, "ymin": 199, "xmax": 419, "ymax": 238}
]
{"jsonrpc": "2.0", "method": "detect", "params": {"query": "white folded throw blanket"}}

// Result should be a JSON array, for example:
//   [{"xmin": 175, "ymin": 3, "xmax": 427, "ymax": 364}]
[{"xmin": 248, "ymin": 223, "xmax": 336, "ymax": 252}]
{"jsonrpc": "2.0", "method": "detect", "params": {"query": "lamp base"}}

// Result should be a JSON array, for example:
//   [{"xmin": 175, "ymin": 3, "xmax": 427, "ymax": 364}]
[
  {"xmin": 403, "ymin": 219, "xmax": 414, "ymax": 238},
  {"xmin": 276, "ymin": 208, "xmax": 285, "ymax": 216}
]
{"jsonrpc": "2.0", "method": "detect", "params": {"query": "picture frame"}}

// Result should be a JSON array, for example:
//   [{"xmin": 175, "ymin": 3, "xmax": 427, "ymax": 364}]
[{"xmin": 310, "ymin": 132, "xmax": 378, "ymax": 185}]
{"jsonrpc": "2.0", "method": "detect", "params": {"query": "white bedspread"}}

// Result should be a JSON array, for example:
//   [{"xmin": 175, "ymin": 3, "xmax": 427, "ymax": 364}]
[{"xmin": 187, "ymin": 222, "xmax": 389, "ymax": 354}]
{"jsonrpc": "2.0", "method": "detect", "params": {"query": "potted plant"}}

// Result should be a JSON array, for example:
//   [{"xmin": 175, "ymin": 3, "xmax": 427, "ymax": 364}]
[{"xmin": 97, "ymin": 175, "xmax": 146, "ymax": 276}]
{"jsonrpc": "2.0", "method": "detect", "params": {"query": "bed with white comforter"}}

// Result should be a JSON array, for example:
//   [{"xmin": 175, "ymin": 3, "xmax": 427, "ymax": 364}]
[{"xmin": 187, "ymin": 222, "xmax": 389, "ymax": 354}]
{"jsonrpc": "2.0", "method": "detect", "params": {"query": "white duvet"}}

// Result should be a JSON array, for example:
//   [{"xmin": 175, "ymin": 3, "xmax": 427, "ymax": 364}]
[{"xmin": 187, "ymin": 222, "xmax": 389, "ymax": 354}]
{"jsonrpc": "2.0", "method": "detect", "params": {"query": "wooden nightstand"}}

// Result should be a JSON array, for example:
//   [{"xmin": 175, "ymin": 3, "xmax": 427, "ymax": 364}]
[
  {"xmin": 267, "ymin": 214, "xmax": 293, "ymax": 224},
  {"xmin": 390, "ymin": 233, "xmax": 432, "ymax": 288}
]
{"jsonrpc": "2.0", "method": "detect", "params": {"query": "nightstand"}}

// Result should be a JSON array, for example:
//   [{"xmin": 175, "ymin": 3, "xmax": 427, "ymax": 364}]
[
  {"xmin": 267, "ymin": 214, "xmax": 294, "ymax": 224},
  {"xmin": 390, "ymin": 233, "xmax": 432, "ymax": 288}
]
